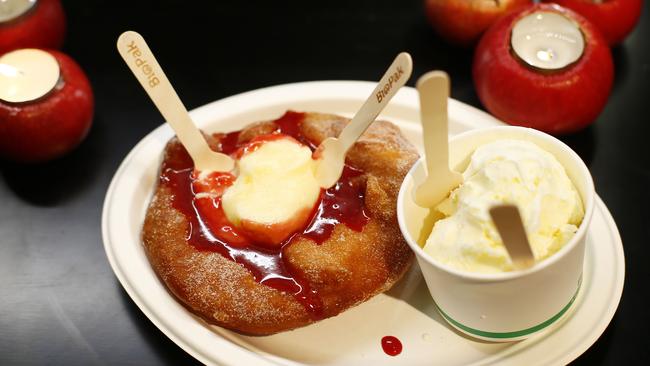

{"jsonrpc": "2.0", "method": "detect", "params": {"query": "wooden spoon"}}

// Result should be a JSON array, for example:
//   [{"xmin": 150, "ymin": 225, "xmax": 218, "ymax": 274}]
[
  {"xmin": 489, "ymin": 204, "xmax": 536, "ymax": 270},
  {"xmin": 314, "ymin": 52, "xmax": 412, "ymax": 188},
  {"xmin": 116, "ymin": 31, "xmax": 234, "ymax": 173},
  {"xmin": 413, "ymin": 71, "xmax": 462, "ymax": 208}
]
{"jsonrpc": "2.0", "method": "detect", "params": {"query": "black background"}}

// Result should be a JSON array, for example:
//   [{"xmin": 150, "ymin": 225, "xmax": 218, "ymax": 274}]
[{"xmin": 1, "ymin": 0, "xmax": 648, "ymax": 364}]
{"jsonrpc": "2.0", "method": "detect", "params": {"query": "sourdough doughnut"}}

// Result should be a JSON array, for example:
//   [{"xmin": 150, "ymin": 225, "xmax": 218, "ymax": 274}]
[{"xmin": 142, "ymin": 111, "xmax": 418, "ymax": 335}]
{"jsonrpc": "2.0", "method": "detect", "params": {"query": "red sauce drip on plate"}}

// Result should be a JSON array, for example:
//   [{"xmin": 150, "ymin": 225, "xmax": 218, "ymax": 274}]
[
  {"xmin": 160, "ymin": 111, "xmax": 369, "ymax": 318},
  {"xmin": 381, "ymin": 336, "xmax": 403, "ymax": 356}
]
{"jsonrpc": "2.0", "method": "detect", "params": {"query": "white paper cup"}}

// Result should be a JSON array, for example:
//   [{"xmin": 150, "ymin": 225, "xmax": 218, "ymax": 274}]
[{"xmin": 397, "ymin": 126, "xmax": 595, "ymax": 342}]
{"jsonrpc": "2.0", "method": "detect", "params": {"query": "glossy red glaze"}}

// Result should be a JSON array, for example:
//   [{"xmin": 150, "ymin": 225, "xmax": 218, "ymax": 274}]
[
  {"xmin": 0, "ymin": 0, "xmax": 66, "ymax": 54},
  {"xmin": 544, "ymin": 0, "xmax": 643, "ymax": 45},
  {"xmin": 473, "ymin": 3, "xmax": 614, "ymax": 134},
  {"xmin": 232, "ymin": 133, "xmax": 300, "ymax": 159},
  {"xmin": 381, "ymin": 336, "xmax": 403, "ymax": 356},
  {"xmin": 160, "ymin": 112, "xmax": 370, "ymax": 317},
  {"xmin": 272, "ymin": 110, "xmax": 314, "ymax": 148},
  {"xmin": 217, "ymin": 129, "xmax": 241, "ymax": 155},
  {"xmin": 303, "ymin": 166, "xmax": 368, "ymax": 242},
  {"xmin": 0, "ymin": 49, "xmax": 94, "ymax": 162}
]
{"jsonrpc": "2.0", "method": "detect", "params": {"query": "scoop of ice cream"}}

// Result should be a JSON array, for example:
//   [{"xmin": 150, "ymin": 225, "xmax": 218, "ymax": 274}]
[
  {"xmin": 423, "ymin": 139, "xmax": 584, "ymax": 273},
  {"xmin": 221, "ymin": 136, "xmax": 321, "ymax": 247}
]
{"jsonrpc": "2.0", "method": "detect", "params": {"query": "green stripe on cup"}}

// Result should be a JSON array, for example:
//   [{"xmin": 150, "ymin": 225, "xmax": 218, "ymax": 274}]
[{"xmin": 437, "ymin": 279, "xmax": 581, "ymax": 339}]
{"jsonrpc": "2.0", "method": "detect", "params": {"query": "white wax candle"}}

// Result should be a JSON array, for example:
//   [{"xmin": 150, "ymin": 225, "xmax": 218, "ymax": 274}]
[
  {"xmin": 0, "ymin": 0, "xmax": 36, "ymax": 23},
  {"xmin": 0, "ymin": 48, "xmax": 60, "ymax": 103},
  {"xmin": 511, "ymin": 11, "xmax": 585, "ymax": 71}
]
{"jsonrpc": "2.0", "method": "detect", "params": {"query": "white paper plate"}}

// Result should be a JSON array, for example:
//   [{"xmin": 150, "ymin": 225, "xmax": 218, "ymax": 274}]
[{"xmin": 102, "ymin": 81, "xmax": 625, "ymax": 366}]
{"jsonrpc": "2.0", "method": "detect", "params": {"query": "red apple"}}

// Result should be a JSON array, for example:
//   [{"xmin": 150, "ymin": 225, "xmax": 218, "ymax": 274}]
[
  {"xmin": 544, "ymin": 0, "xmax": 643, "ymax": 45},
  {"xmin": 473, "ymin": 3, "xmax": 614, "ymax": 134},
  {"xmin": 0, "ymin": 0, "xmax": 65, "ymax": 55},
  {"xmin": 424, "ymin": 0, "xmax": 532, "ymax": 46},
  {"xmin": 0, "ymin": 49, "xmax": 94, "ymax": 162}
]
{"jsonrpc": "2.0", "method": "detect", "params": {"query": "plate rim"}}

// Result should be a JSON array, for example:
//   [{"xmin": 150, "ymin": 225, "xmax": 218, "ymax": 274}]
[{"xmin": 101, "ymin": 80, "xmax": 625, "ymax": 366}]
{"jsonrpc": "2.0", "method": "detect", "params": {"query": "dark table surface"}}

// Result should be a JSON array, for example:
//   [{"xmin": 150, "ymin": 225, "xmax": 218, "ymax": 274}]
[{"xmin": 1, "ymin": 1, "xmax": 648, "ymax": 365}]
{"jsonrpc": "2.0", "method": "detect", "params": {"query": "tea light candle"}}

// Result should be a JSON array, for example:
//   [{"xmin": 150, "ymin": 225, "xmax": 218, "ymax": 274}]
[
  {"xmin": 473, "ymin": 3, "xmax": 613, "ymax": 134},
  {"xmin": 0, "ymin": 49, "xmax": 93, "ymax": 162},
  {"xmin": 0, "ymin": 0, "xmax": 65, "ymax": 55},
  {"xmin": 0, "ymin": 0, "xmax": 36, "ymax": 23},
  {"xmin": 0, "ymin": 48, "xmax": 60, "ymax": 103},
  {"xmin": 511, "ymin": 11, "xmax": 585, "ymax": 70},
  {"xmin": 549, "ymin": 0, "xmax": 643, "ymax": 45}
]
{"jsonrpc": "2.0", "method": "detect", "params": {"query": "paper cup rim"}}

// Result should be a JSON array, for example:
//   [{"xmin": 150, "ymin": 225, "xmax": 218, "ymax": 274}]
[{"xmin": 397, "ymin": 126, "xmax": 595, "ymax": 282}]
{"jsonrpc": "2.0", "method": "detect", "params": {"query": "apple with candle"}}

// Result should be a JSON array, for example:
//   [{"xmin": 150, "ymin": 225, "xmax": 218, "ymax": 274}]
[
  {"xmin": 0, "ymin": 48, "xmax": 93, "ymax": 162},
  {"xmin": 424, "ymin": 0, "xmax": 532, "ymax": 46},
  {"xmin": 544, "ymin": 0, "xmax": 643, "ymax": 45},
  {"xmin": 0, "ymin": 0, "xmax": 66, "ymax": 55},
  {"xmin": 473, "ymin": 3, "xmax": 613, "ymax": 134}
]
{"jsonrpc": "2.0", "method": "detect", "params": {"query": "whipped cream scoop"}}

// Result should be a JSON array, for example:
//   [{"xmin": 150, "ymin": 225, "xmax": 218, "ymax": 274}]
[{"xmin": 423, "ymin": 139, "xmax": 584, "ymax": 273}]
